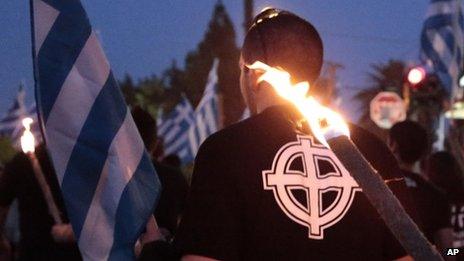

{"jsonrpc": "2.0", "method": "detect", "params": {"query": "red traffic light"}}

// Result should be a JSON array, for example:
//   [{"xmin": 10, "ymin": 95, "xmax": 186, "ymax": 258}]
[{"xmin": 407, "ymin": 66, "xmax": 426, "ymax": 86}]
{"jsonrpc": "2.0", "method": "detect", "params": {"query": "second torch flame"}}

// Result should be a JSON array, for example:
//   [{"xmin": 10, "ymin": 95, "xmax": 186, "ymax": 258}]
[
  {"xmin": 21, "ymin": 117, "xmax": 35, "ymax": 154},
  {"xmin": 247, "ymin": 61, "xmax": 349, "ymax": 148}
]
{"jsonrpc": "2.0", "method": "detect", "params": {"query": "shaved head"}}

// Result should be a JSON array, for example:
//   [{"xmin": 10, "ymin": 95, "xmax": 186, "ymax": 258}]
[{"xmin": 242, "ymin": 9, "xmax": 323, "ymax": 85}]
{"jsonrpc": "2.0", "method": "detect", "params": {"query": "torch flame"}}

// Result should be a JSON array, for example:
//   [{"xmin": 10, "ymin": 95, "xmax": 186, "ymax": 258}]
[
  {"xmin": 247, "ymin": 61, "xmax": 350, "ymax": 148},
  {"xmin": 21, "ymin": 117, "xmax": 35, "ymax": 154}
]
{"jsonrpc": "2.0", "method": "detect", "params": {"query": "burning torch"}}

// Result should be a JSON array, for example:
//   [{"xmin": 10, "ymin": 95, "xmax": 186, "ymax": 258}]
[
  {"xmin": 20, "ymin": 117, "xmax": 63, "ymax": 225},
  {"xmin": 247, "ymin": 61, "xmax": 442, "ymax": 261}
]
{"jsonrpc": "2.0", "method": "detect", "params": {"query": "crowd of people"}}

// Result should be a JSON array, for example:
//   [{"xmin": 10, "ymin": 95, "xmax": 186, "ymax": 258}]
[{"xmin": 0, "ymin": 7, "xmax": 464, "ymax": 261}]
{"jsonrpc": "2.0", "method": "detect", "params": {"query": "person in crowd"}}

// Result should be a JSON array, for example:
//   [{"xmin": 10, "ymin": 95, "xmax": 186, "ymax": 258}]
[
  {"xmin": 175, "ymin": 8, "xmax": 410, "ymax": 260},
  {"xmin": 131, "ymin": 106, "xmax": 189, "ymax": 239},
  {"xmin": 427, "ymin": 151, "xmax": 464, "ymax": 260},
  {"xmin": 162, "ymin": 154, "xmax": 182, "ymax": 170},
  {"xmin": 0, "ymin": 144, "xmax": 81, "ymax": 260},
  {"xmin": 388, "ymin": 120, "xmax": 454, "ymax": 257}
]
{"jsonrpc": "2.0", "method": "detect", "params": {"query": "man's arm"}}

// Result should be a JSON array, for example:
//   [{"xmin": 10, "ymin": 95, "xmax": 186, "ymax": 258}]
[{"xmin": 0, "ymin": 156, "xmax": 22, "ymax": 258}]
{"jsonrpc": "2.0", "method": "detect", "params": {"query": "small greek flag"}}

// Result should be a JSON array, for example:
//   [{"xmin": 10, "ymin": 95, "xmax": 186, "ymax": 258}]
[
  {"xmin": 421, "ymin": 0, "xmax": 464, "ymax": 99},
  {"xmin": 188, "ymin": 59, "xmax": 220, "ymax": 155},
  {"xmin": 158, "ymin": 60, "xmax": 220, "ymax": 164},
  {"xmin": 30, "ymin": 0, "xmax": 161, "ymax": 259},
  {"xmin": 0, "ymin": 86, "xmax": 40, "ymax": 147},
  {"xmin": 158, "ymin": 95, "xmax": 195, "ymax": 163}
]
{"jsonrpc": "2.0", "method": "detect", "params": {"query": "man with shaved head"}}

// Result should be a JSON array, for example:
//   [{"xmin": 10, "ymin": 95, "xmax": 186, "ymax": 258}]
[{"xmin": 175, "ymin": 9, "xmax": 409, "ymax": 260}]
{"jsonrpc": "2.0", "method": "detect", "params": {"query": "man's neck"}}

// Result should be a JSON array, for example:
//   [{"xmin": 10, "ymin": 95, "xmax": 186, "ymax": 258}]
[{"xmin": 256, "ymin": 97, "xmax": 286, "ymax": 114}]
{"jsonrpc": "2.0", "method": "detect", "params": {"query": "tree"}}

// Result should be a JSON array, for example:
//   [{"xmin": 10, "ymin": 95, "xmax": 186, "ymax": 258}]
[
  {"xmin": 135, "ymin": 74, "xmax": 167, "ymax": 118},
  {"xmin": 120, "ymin": 2, "xmax": 243, "ymax": 126},
  {"xmin": 180, "ymin": 2, "xmax": 243, "ymax": 126},
  {"xmin": 0, "ymin": 137, "xmax": 16, "ymax": 167},
  {"xmin": 354, "ymin": 60, "xmax": 405, "ymax": 140},
  {"xmin": 161, "ymin": 60, "xmax": 188, "ymax": 113},
  {"xmin": 119, "ymin": 74, "xmax": 136, "ymax": 107},
  {"xmin": 119, "ymin": 72, "xmax": 167, "ymax": 119}
]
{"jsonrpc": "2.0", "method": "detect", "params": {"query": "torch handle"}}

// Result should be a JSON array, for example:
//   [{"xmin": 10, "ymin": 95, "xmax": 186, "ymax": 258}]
[
  {"xmin": 328, "ymin": 136, "xmax": 442, "ymax": 261},
  {"xmin": 28, "ymin": 153, "xmax": 63, "ymax": 225}
]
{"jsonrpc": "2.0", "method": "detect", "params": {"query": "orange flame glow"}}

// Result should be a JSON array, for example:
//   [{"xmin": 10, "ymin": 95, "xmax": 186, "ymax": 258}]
[
  {"xmin": 20, "ymin": 117, "xmax": 35, "ymax": 154},
  {"xmin": 247, "ymin": 61, "xmax": 350, "ymax": 148}
]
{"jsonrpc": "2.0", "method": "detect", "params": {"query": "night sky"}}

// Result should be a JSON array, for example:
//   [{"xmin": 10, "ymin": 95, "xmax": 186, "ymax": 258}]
[{"xmin": 0, "ymin": 0, "xmax": 429, "ymax": 121}]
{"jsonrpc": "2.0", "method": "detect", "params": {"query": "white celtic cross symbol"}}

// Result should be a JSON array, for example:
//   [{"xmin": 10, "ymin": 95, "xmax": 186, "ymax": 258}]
[{"xmin": 263, "ymin": 135, "xmax": 361, "ymax": 239}]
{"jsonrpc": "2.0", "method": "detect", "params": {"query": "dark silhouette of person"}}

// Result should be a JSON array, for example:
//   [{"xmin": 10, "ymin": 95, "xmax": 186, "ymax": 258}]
[
  {"xmin": 427, "ymin": 151, "xmax": 464, "ymax": 260},
  {"xmin": 162, "ymin": 154, "xmax": 182, "ymax": 170},
  {"xmin": 0, "ymin": 144, "xmax": 81, "ymax": 260},
  {"xmin": 388, "ymin": 120, "xmax": 453, "ymax": 258},
  {"xmin": 131, "ymin": 106, "xmax": 189, "ymax": 238},
  {"xmin": 175, "ymin": 8, "xmax": 408, "ymax": 260}
]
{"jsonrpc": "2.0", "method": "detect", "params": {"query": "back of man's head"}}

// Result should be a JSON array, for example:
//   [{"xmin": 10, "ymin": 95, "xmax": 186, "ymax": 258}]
[
  {"xmin": 242, "ymin": 8, "xmax": 323, "ymax": 85},
  {"xmin": 389, "ymin": 120, "xmax": 428, "ymax": 164},
  {"xmin": 131, "ymin": 106, "xmax": 157, "ymax": 152}
]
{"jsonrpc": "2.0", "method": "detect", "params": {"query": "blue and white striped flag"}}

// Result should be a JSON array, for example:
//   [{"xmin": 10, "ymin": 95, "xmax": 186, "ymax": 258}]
[
  {"xmin": 0, "ymin": 87, "xmax": 40, "ymax": 147},
  {"xmin": 30, "ymin": 0, "xmax": 161, "ymax": 260},
  {"xmin": 158, "ymin": 95, "xmax": 195, "ymax": 163},
  {"xmin": 188, "ymin": 59, "xmax": 220, "ymax": 155},
  {"xmin": 421, "ymin": 0, "xmax": 464, "ymax": 99}
]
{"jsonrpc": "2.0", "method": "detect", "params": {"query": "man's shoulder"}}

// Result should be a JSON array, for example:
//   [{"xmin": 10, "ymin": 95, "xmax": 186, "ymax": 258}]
[
  {"xmin": 199, "ymin": 116, "xmax": 257, "ymax": 152},
  {"xmin": 404, "ymin": 171, "xmax": 448, "ymax": 200},
  {"xmin": 348, "ymin": 123, "xmax": 402, "ymax": 180},
  {"xmin": 153, "ymin": 161, "xmax": 184, "ymax": 182}
]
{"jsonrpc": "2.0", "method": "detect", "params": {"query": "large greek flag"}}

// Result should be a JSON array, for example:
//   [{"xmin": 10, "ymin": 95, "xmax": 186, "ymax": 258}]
[
  {"xmin": 158, "ymin": 95, "xmax": 195, "ymax": 163},
  {"xmin": 421, "ymin": 0, "xmax": 464, "ymax": 99},
  {"xmin": 0, "ymin": 87, "xmax": 40, "ymax": 147},
  {"xmin": 188, "ymin": 59, "xmax": 220, "ymax": 155},
  {"xmin": 30, "ymin": 0, "xmax": 161, "ymax": 260}
]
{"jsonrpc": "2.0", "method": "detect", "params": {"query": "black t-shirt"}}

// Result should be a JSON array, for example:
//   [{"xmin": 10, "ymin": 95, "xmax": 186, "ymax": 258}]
[
  {"xmin": 0, "ymin": 145, "xmax": 81, "ymax": 260},
  {"xmin": 153, "ymin": 161, "xmax": 189, "ymax": 236},
  {"xmin": 175, "ymin": 106, "xmax": 406, "ymax": 260},
  {"xmin": 349, "ymin": 124, "xmax": 420, "ymax": 233},
  {"xmin": 449, "ymin": 201, "xmax": 464, "ymax": 260},
  {"xmin": 401, "ymin": 170, "xmax": 451, "ymax": 243}
]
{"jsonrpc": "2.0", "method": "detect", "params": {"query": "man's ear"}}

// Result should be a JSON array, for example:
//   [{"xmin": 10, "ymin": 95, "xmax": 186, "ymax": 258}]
[{"xmin": 246, "ymin": 67, "xmax": 262, "ymax": 92}]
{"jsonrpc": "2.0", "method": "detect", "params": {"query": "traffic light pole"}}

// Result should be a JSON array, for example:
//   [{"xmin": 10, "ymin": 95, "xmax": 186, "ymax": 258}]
[{"xmin": 403, "ymin": 81, "xmax": 410, "ymax": 110}]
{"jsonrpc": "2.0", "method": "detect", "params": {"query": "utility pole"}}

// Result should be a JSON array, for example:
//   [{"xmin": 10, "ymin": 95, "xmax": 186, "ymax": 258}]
[{"xmin": 243, "ymin": 0, "xmax": 254, "ymax": 33}]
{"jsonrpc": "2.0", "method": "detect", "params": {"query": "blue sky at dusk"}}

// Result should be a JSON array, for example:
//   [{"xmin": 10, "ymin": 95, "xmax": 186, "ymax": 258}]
[{"xmin": 0, "ymin": 0, "xmax": 428, "ymax": 121}]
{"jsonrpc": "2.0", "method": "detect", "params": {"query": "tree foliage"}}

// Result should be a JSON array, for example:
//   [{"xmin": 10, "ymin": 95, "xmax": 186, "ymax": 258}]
[
  {"xmin": 0, "ymin": 137, "xmax": 16, "ymax": 167},
  {"xmin": 120, "ymin": 2, "xmax": 243, "ymax": 126}
]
